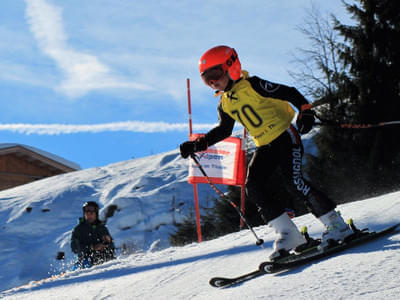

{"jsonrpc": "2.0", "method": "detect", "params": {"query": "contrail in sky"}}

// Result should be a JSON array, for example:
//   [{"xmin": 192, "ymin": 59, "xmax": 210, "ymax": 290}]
[{"xmin": 0, "ymin": 121, "xmax": 216, "ymax": 135}]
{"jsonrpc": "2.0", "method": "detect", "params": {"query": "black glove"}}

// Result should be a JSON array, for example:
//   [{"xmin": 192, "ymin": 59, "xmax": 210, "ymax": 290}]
[
  {"xmin": 179, "ymin": 137, "xmax": 208, "ymax": 159},
  {"xmin": 296, "ymin": 109, "xmax": 315, "ymax": 134}
]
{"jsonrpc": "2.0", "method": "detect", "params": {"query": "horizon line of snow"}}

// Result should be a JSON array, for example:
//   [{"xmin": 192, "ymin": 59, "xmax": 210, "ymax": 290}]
[{"xmin": 0, "ymin": 121, "xmax": 217, "ymax": 135}]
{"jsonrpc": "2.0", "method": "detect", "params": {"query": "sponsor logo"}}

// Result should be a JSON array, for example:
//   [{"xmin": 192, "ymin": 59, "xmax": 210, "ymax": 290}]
[
  {"xmin": 292, "ymin": 147, "xmax": 310, "ymax": 196},
  {"xmin": 227, "ymin": 91, "xmax": 239, "ymax": 103},
  {"xmin": 199, "ymin": 152, "xmax": 224, "ymax": 161},
  {"xmin": 206, "ymin": 149, "xmax": 231, "ymax": 155},
  {"xmin": 260, "ymin": 80, "xmax": 280, "ymax": 93}
]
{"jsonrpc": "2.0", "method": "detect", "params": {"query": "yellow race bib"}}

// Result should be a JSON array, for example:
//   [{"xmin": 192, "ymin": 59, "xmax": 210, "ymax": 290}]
[{"xmin": 221, "ymin": 71, "xmax": 295, "ymax": 146}]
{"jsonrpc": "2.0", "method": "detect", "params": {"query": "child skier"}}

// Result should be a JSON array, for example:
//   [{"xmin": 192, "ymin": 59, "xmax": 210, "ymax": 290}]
[
  {"xmin": 179, "ymin": 45, "xmax": 353, "ymax": 260},
  {"xmin": 71, "ymin": 201, "xmax": 115, "ymax": 268}
]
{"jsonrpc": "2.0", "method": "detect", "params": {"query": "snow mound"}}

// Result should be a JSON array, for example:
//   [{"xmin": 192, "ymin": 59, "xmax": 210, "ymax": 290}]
[
  {"xmin": 1, "ymin": 191, "xmax": 399, "ymax": 299},
  {"xmin": 0, "ymin": 149, "xmax": 217, "ymax": 291}
]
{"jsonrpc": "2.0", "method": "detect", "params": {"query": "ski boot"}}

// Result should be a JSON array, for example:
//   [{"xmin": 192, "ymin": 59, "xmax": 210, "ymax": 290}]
[
  {"xmin": 318, "ymin": 210, "xmax": 354, "ymax": 249},
  {"xmin": 268, "ymin": 212, "xmax": 306, "ymax": 261}
]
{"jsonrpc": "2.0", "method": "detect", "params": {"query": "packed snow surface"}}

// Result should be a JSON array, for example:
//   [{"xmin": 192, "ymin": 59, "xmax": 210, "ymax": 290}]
[
  {"xmin": 0, "ymin": 145, "xmax": 399, "ymax": 299},
  {"xmin": 1, "ymin": 192, "xmax": 399, "ymax": 299}
]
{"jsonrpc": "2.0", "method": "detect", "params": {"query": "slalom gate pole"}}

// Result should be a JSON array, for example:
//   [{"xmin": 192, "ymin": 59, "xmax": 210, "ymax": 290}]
[
  {"xmin": 189, "ymin": 153, "xmax": 264, "ymax": 246},
  {"xmin": 186, "ymin": 78, "xmax": 203, "ymax": 243},
  {"xmin": 301, "ymin": 103, "xmax": 400, "ymax": 129}
]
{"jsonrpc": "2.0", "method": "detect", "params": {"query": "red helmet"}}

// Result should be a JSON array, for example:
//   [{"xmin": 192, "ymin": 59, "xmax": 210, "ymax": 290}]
[{"xmin": 199, "ymin": 46, "xmax": 242, "ymax": 81}]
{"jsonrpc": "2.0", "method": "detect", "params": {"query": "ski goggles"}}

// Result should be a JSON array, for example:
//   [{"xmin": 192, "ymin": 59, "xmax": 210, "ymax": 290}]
[{"xmin": 201, "ymin": 65, "xmax": 226, "ymax": 86}]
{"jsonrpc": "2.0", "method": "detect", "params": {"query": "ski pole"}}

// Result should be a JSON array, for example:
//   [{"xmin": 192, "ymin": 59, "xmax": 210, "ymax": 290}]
[{"xmin": 189, "ymin": 153, "xmax": 264, "ymax": 246}]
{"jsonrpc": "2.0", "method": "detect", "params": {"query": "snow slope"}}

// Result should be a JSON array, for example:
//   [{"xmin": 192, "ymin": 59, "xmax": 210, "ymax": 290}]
[
  {"xmin": 1, "ymin": 192, "xmax": 399, "ymax": 299},
  {"xmin": 0, "ymin": 149, "xmax": 219, "ymax": 292},
  {"xmin": 0, "ymin": 129, "xmax": 263, "ymax": 292},
  {"xmin": 0, "ymin": 130, "xmax": 399, "ymax": 298}
]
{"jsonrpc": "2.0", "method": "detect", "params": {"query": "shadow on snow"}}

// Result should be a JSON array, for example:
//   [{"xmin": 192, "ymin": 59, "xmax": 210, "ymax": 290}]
[
  {"xmin": 4, "ymin": 231, "xmax": 400, "ymax": 295},
  {"xmin": 4, "ymin": 241, "xmax": 267, "ymax": 295}
]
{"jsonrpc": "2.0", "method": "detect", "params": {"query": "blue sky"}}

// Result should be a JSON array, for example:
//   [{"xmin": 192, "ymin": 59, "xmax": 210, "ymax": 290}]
[{"xmin": 0, "ymin": 0, "xmax": 352, "ymax": 169}]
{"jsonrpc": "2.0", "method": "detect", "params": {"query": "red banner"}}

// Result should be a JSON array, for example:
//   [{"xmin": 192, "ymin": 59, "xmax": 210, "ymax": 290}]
[{"xmin": 188, "ymin": 134, "xmax": 245, "ymax": 186}]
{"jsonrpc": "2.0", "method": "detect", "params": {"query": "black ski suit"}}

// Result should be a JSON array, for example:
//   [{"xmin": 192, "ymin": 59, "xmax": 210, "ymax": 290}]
[
  {"xmin": 71, "ymin": 218, "xmax": 115, "ymax": 265},
  {"xmin": 203, "ymin": 72, "xmax": 336, "ymax": 223}
]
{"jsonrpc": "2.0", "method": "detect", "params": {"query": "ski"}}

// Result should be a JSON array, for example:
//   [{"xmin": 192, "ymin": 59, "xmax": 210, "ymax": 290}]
[
  {"xmin": 209, "ymin": 222, "xmax": 399, "ymax": 288},
  {"xmin": 209, "ymin": 243, "xmax": 320, "ymax": 288},
  {"xmin": 209, "ymin": 269, "xmax": 265, "ymax": 288},
  {"xmin": 259, "ymin": 222, "xmax": 399, "ymax": 273}
]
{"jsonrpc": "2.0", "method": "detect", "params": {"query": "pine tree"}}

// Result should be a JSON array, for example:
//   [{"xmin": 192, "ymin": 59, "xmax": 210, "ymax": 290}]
[
  {"xmin": 169, "ymin": 210, "xmax": 198, "ymax": 246},
  {"xmin": 303, "ymin": 0, "xmax": 400, "ymax": 202}
]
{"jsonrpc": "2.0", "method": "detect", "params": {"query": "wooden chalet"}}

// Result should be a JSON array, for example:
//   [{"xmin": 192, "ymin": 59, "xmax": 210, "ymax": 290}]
[{"xmin": 0, "ymin": 144, "xmax": 80, "ymax": 191}]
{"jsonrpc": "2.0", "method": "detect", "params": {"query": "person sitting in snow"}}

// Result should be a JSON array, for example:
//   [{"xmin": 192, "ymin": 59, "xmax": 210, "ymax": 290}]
[
  {"xmin": 179, "ymin": 45, "xmax": 353, "ymax": 261},
  {"xmin": 71, "ymin": 201, "xmax": 115, "ymax": 268}
]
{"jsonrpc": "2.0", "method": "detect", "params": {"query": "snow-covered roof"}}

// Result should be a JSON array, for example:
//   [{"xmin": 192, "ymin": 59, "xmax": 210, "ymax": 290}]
[{"xmin": 0, "ymin": 143, "xmax": 81, "ymax": 171}]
